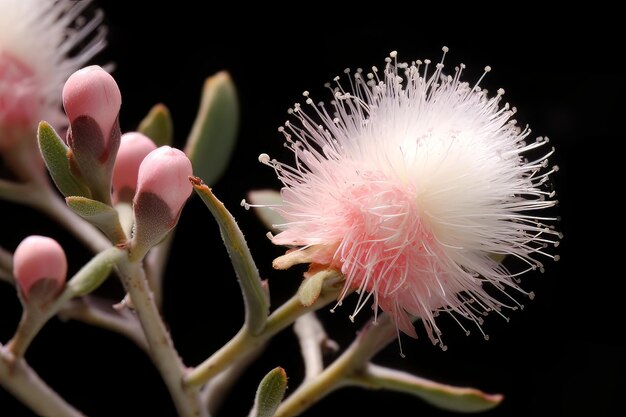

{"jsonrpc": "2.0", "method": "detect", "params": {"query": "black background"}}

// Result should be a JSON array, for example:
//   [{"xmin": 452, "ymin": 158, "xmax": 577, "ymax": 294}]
[{"xmin": 1, "ymin": 2, "xmax": 624, "ymax": 416}]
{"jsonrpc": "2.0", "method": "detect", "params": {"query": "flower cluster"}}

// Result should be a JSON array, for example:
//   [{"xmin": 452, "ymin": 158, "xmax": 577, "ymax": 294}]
[
  {"xmin": 262, "ymin": 49, "xmax": 561, "ymax": 347},
  {"xmin": 1, "ymin": 0, "xmax": 562, "ymax": 413}
]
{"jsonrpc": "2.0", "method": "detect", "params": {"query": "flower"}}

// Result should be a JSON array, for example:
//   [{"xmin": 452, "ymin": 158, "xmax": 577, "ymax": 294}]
[
  {"xmin": 62, "ymin": 65, "xmax": 121, "ymax": 142},
  {"xmin": 131, "ymin": 146, "xmax": 193, "ymax": 260},
  {"xmin": 260, "ymin": 49, "xmax": 561, "ymax": 348},
  {"xmin": 0, "ymin": 0, "xmax": 107, "ymax": 152},
  {"xmin": 112, "ymin": 132, "xmax": 157, "ymax": 204},
  {"xmin": 13, "ymin": 235, "xmax": 67, "ymax": 300},
  {"xmin": 62, "ymin": 65, "xmax": 121, "ymax": 203}
]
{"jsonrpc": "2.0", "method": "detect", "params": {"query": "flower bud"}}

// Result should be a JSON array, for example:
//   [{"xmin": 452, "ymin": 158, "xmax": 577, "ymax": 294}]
[
  {"xmin": 62, "ymin": 65, "xmax": 121, "ymax": 203},
  {"xmin": 13, "ymin": 235, "xmax": 67, "ymax": 300},
  {"xmin": 112, "ymin": 132, "xmax": 157, "ymax": 203},
  {"xmin": 63, "ymin": 65, "xmax": 120, "ymax": 138},
  {"xmin": 131, "ymin": 146, "xmax": 193, "ymax": 259}
]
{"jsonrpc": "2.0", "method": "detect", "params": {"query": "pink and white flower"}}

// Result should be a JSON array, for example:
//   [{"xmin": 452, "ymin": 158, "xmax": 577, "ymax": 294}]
[
  {"xmin": 0, "ymin": 0, "xmax": 107, "ymax": 151},
  {"xmin": 260, "ymin": 49, "xmax": 561, "ymax": 348}
]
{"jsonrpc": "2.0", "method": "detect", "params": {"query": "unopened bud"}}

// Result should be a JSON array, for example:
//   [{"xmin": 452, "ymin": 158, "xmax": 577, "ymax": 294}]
[
  {"xmin": 112, "ymin": 132, "xmax": 157, "ymax": 203},
  {"xmin": 62, "ymin": 65, "xmax": 121, "ymax": 203},
  {"xmin": 13, "ymin": 236, "xmax": 67, "ymax": 301},
  {"xmin": 131, "ymin": 146, "xmax": 193, "ymax": 259}
]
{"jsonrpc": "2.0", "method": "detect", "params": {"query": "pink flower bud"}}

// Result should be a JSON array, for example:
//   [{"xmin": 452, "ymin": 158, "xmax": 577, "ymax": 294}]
[
  {"xmin": 13, "ymin": 236, "xmax": 67, "ymax": 300},
  {"xmin": 131, "ymin": 146, "xmax": 193, "ymax": 259},
  {"xmin": 63, "ymin": 65, "xmax": 121, "ymax": 136},
  {"xmin": 62, "ymin": 65, "xmax": 122, "ymax": 204},
  {"xmin": 112, "ymin": 132, "xmax": 157, "ymax": 203}
]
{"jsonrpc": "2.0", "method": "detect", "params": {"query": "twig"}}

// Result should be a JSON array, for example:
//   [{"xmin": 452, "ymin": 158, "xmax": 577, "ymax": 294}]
[
  {"xmin": 184, "ymin": 284, "xmax": 342, "ymax": 388},
  {"xmin": 274, "ymin": 315, "xmax": 397, "ymax": 417},
  {"xmin": 58, "ymin": 296, "xmax": 148, "ymax": 351},
  {"xmin": 143, "ymin": 231, "xmax": 174, "ymax": 308},
  {"xmin": 0, "ymin": 180, "xmax": 111, "ymax": 253},
  {"xmin": 202, "ymin": 344, "xmax": 265, "ymax": 415},
  {"xmin": 0, "ymin": 344, "xmax": 85, "ymax": 417},
  {"xmin": 293, "ymin": 312, "xmax": 337, "ymax": 382},
  {"xmin": 0, "ymin": 246, "xmax": 13, "ymax": 285},
  {"xmin": 116, "ymin": 259, "xmax": 206, "ymax": 417}
]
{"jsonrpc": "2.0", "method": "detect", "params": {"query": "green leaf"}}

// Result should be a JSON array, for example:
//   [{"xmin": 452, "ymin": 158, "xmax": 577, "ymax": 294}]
[
  {"xmin": 66, "ymin": 196, "xmax": 126, "ymax": 244},
  {"xmin": 37, "ymin": 121, "xmax": 90, "ymax": 198},
  {"xmin": 184, "ymin": 71, "xmax": 239, "ymax": 186},
  {"xmin": 246, "ymin": 189, "xmax": 285, "ymax": 232},
  {"xmin": 193, "ymin": 179, "xmax": 269, "ymax": 334},
  {"xmin": 138, "ymin": 103, "xmax": 173, "ymax": 147},
  {"xmin": 350, "ymin": 363, "xmax": 503, "ymax": 413},
  {"xmin": 252, "ymin": 367, "xmax": 288, "ymax": 417},
  {"xmin": 297, "ymin": 269, "xmax": 341, "ymax": 307},
  {"xmin": 67, "ymin": 247, "xmax": 123, "ymax": 297}
]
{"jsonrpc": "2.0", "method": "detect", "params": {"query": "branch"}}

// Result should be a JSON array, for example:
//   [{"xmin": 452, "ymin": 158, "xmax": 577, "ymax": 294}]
[
  {"xmin": 0, "ymin": 344, "xmax": 85, "ymax": 417},
  {"xmin": 0, "ymin": 179, "xmax": 110, "ymax": 253},
  {"xmin": 116, "ymin": 259, "xmax": 206, "ymax": 417},
  {"xmin": 293, "ymin": 312, "xmax": 338, "ymax": 382},
  {"xmin": 0, "ymin": 246, "xmax": 13, "ymax": 285},
  {"xmin": 58, "ymin": 296, "xmax": 148, "ymax": 351},
  {"xmin": 202, "ymin": 344, "xmax": 265, "ymax": 414},
  {"xmin": 184, "ymin": 282, "xmax": 342, "ymax": 388},
  {"xmin": 274, "ymin": 315, "xmax": 398, "ymax": 417}
]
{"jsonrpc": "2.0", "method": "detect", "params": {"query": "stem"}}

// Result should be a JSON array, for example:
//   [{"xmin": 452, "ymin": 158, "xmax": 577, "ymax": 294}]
[
  {"xmin": 274, "ymin": 315, "xmax": 397, "ymax": 417},
  {"xmin": 115, "ymin": 202, "xmax": 134, "ymax": 238},
  {"xmin": 184, "ymin": 285, "xmax": 342, "ymax": 388},
  {"xmin": 0, "ymin": 179, "xmax": 36, "ymax": 204},
  {"xmin": 202, "ymin": 344, "xmax": 265, "ymax": 415},
  {"xmin": 58, "ymin": 297, "xmax": 148, "ymax": 351},
  {"xmin": 32, "ymin": 186, "xmax": 111, "ymax": 253},
  {"xmin": 116, "ymin": 259, "xmax": 205, "ymax": 417},
  {"xmin": 6, "ymin": 247, "xmax": 125, "ymax": 358},
  {"xmin": 6, "ymin": 290, "xmax": 75, "ymax": 358},
  {"xmin": 293, "ymin": 313, "xmax": 334, "ymax": 382},
  {"xmin": 0, "ymin": 179, "xmax": 110, "ymax": 253},
  {"xmin": 0, "ymin": 344, "xmax": 85, "ymax": 417},
  {"xmin": 144, "ymin": 231, "xmax": 175, "ymax": 308},
  {"xmin": 0, "ymin": 246, "xmax": 13, "ymax": 284}
]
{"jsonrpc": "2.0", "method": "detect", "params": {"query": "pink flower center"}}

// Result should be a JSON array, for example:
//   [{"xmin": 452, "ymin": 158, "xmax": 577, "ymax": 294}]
[
  {"xmin": 333, "ymin": 171, "xmax": 441, "ymax": 300},
  {"xmin": 0, "ymin": 51, "xmax": 39, "ymax": 150},
  {"xmin": 0, "ymin": 51, "xmax": 38, "ymax": 126}
]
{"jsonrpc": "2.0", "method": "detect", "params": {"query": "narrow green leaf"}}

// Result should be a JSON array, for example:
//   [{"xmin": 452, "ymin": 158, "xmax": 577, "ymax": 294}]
[
  {"xmin": 350, "ymin": 363, "xmax": 503, "ymax": 413},
  {"xmin": 66, "ymin": 196, "xmax": 125, "ymax": 244},
  {"xmin": 252, "ymin": 367, "xmax": 288, "ymax": 417},
  {"xmin": 246, "ymin": 189, "xmax": 285, "ymax": 232},
  {"xmin": 67, "ymin": 247, "xmax": 123, "ymax": 297},
  {"xmin": 37, "ymin": 121, "xmax": 90, "ymax": 198},
  {"xmin": 138, "ymin": 103, "xmax": 173, "ymax": 147},
  {"xmin": 184, "ymin": 71, "xmax": 239, "ymax": 186},
  {"xmin": 193, "ymin": 179, "xmax": 269, "ymax": 334}
]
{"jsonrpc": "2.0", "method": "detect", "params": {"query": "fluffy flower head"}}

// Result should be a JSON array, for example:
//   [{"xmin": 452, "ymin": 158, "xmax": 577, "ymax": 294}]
[
  {"xmin": 0, "ymin": 0, "xmax": 107, "ymax": 150},
  {"xmin": 261, "ymin": 49, "xmax": 560, "ymax": 348}
]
